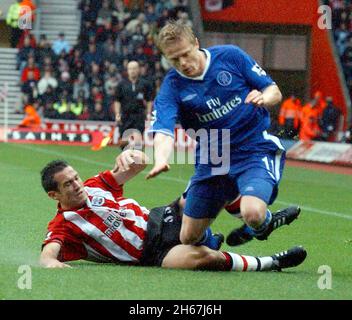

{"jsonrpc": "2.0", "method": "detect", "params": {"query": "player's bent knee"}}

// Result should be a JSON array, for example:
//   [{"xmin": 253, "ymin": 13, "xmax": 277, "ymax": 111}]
[
  {"xmin": 179, "ymin": 230, "xmax": 201, "ymax": 245},
  {"xmin": 241, "ymin": 198, "xmax": 267, "ymax": 226},
  {"xmin": 242, "ymin": 210, "xmax": 263, "ymax": 226},
  {"xmin": 179, "ymin": 223, "xmax": 203, "ymax": 245}
]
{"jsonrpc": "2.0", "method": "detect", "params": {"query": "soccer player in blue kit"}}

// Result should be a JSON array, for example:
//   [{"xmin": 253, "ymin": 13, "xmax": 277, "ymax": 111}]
[{"xmin": 146, "ymin": 21, "xmax": 301, "ymax": 248}]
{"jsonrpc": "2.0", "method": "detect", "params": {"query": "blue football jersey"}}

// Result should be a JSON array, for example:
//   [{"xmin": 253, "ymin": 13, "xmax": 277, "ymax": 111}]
[{"xmin": 149, "ymin": 45, "xmax": 282, "ymax": 176}]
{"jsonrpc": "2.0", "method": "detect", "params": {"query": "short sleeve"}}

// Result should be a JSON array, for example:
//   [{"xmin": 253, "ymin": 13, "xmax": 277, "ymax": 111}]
[
  {"xmin": 42, "ymin": 215, "xmax": 87, "ymax": 262},
  {"xmin": 148, "ymin": 77, "xmax": 178, "ymax": 138},
  {"xmin": 231, "ymin": 46, "xmax": 275, "ymax": 91},
  {"xmin": 84, "ymin": 170, "xmax": 124, "ymax": 199}
]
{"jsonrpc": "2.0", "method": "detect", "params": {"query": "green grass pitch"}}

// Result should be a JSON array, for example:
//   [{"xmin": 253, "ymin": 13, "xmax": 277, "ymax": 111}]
[{"xmin": 0, "ymin": 143, "xmax": 351, "ymax": 300}]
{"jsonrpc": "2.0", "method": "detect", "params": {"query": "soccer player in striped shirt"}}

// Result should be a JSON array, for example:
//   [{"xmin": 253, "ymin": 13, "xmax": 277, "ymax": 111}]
[{"xmin": 40, "ymin": 150, "xmax": 306, "ymax": 271}]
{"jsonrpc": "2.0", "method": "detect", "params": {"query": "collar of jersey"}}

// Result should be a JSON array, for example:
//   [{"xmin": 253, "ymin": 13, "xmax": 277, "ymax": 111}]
[{"xmin": 175, "ymin": 48, "xmax": 211, "ymax": 81}]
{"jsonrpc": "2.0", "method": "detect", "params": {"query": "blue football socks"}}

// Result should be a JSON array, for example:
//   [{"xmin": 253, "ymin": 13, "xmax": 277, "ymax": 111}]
[
  {"xmin": 197, "ymin": 227, "xmax": 222, "ymax": 250},
  {"xmin": 243, "ymin": 210, "xmax": 272, "ymax": 237}
]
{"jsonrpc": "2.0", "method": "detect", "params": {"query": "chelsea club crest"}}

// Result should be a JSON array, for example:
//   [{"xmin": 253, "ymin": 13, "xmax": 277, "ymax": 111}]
[{"xmin": 217, "ymin": 71, "xmax": 232, "ymax": 86}]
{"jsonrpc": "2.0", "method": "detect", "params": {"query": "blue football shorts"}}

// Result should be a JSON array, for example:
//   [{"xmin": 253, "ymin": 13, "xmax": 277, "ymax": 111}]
[{"xmin": 183, "ymin": 150, "xmax": 286, "ymax": 219}]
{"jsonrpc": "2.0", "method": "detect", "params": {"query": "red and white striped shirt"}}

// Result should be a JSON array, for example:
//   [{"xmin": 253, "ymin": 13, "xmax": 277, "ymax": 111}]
[{"xmin": 42, "ymin": 171, "xmax": 150, "ymax": 264}]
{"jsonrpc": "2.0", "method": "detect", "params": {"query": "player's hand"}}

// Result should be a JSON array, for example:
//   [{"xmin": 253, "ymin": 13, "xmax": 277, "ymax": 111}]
[
  {"xmin": 113, "ymin": 150, "xmax": 136, "ymax": 172},
  {"xmin": 146, "ymin": 163, "xmax": 170, "ymax": 179},
  {"xmin": 44, "ymin": 260, "xmax": 72, "ymax": 268},
  {"xmin": 245, "ymin": 90, "xmax": 265, "ymax": 107},
  {"xmin": 113, "ymin": 150, "xmax": 149, "ymax": 173}
]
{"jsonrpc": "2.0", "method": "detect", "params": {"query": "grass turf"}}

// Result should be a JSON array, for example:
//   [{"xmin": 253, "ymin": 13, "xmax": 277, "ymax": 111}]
[{"xmin": 0, "ymin": 143, "xmax": 351, "ymax": 300}]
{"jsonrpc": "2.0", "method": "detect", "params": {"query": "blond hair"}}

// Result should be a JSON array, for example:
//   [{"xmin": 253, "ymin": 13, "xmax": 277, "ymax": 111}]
[{"xmin": 156, "ymin": 20, "xmax": 197, "ymax": 53}]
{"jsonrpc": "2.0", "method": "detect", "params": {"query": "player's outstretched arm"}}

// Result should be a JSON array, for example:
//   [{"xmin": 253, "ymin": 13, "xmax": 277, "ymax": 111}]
[
  {"xmin": 40, "ymin": 242, "xmax": 72, "ymax": 268},
  {"xmin": 245, "ymin": 84, "xmax": 282, "ymax": 108},
  {"xmin": 112, "ymin": 150, "xmax": 149, "ymax": 185},
  {"xmin": 146, "ymin": 132, "xmax": 174, "ymax": 179}
]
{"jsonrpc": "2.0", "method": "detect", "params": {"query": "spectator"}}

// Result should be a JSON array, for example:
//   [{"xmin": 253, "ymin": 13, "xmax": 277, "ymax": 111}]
[
  {"xmin": 68, "ymin": 47, "xmax": 84, "ymax": 80},
  {"xmin": 142, "ymin": 34, "xmax": 155, "ymax": 56},
  {"xmin": 96, "ymin": 18, "xmax": 114, "ymax": 44},
  {"xmin": 56, "ymin": 54, "xmax": 70, "ymax": 75},
  {"xmin": 39, "ymin": 85, "xmax": 58, "ymax": 107},
  {"xmin": 130, "ymin": 25, "xmax": 146, "ymax": 49},
  {"xmin": 114, "ymin": 29, "xmax": 129, "ymax": 54},
  {"xmin": 17, "ymin": 34, "xmax": 36, "ymax": 71},
  {"xmin": 6, "ymin": 0, "xmax": 22, "ymax": 48},
  {"xmin": 69, "ymin": 97, "xmax": 84, "ymax": 118},
  {"xmin": 21, "ymin": 70, "xmax": 38, "ymax": 102},
  {"xmin": 80, "ymin": 1, "xmax": 97, "ymax": 25},
  {"xmin": 299, "ymin": 99, "xmax": 321, "ymax": 141},
  {"xmin": 131, "ymin": 45, "xmax": 148, "ymax": 63},
  {"xmin": 37, "ymin": 70, "xmax": 58, "ymax": 95},
  {"xmin": 88, "ymin": 86, "xmax": 104, "ymax": 110},
  {"xmin": 79, "ymin": 21, "xmax": 97, "ymax": 51},
  {"xmin": 320, "ymin": 97, "xmax": 341, "ymax": 141},
  {"xmin": 89, "ymin": 101, "xmax": 106, "ymax": 121},
  {"xmin": 15, "ymin": 0, "xmax": 192, "ymax": 124},
  {"xmin": 60, "ymin": 104, "xmax": 77, "ymax": 120},
  {"xmin": 78, "ymin": 105, "xmax": 91, "ymax": 120},
  {"xmin": 125, "ymin": 13, "xmax": 150, "ymax": 35},
  {"xmin": 157, "ymin": 8, "xmax": 171, "ymax": 28},
  {"xmin": 278, "ymin": 95, "xmax": 301, "ymax": 139},
  {"xmin": 127, "ymin": 0, "xmax": 145, "ymax": 12},
  {"xmin": 82, "ymin": 42, "xmax": 103, "ymax": 65},
  {"xmin": 155, "ymin": 0, "xmax": 174, "ymax": 16},
  {"xmin": 52, "ymin": 32, "xmax": 71, "ymax": 56},
  {"xmin": 97, "ymin": 0, "xmax": 112, "ymax": 26},
  {"xmin": 335, "ymin": 23, "xmax": 349, "ymax": 56},
  {"xmin": 21, "ymin": 56, "xmax": 41, "ymax": 83},
  {"xmin": 35, "ymin": 35, "xmax": 55, "ymax": 69},
  {"xmin": 58, "ymin": 71, "xmax": 73, "ymax": 96},
  {"xmin": 17, "ymin": 30, "xmax": 36, "ymax": 51},
  {"xmin": 342, "ymin": 37, "xmax": 352, "ymax": 74},
  {"xmin": 104, "ymin": 74, "xmax": 119, "ymax": 95},
  {"xmin": 102, "ymin": 43, "xmax": 124, "ymax": 67},
  {"xmin": 53, "ymin": 90, "xmax": 72, "ymax": 114},
  {"xmin": 39, "ymin": 55, "xmax": 54, "ymax": 73},
  {"xmin": 43, "ymin": 101, "xmax": 60, "ymax": 119},
  {"xmin": 73, "ymin": 73, "xmax": 90, "ymax": 100},
  {"xmin": 145, "ymin": 3, "xmax": 158, "ymax": 23},
  {"xmin": 313, "ymin": 90, "xmax": 327, "ymax": 117},
  {"xmin": 111, "ymin": 0, "xmax": 131, "ymax": 24},
  {"xmin": 88, "ymin": 62, "xmax": 104, "ymax": 89},
  {"xmin": 18, "ymin": 103, "xmax": 41, "ymax": 128}
]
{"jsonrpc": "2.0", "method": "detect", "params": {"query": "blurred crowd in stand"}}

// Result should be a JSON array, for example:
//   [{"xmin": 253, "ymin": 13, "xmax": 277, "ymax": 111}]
[{"xmin": 6, "ymin": 0, "xmax": 352, "ymax": 143}]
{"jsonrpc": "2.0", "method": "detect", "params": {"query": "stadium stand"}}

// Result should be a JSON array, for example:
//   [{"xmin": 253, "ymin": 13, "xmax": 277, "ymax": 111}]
[
  {"xmin": 3, "ymin": 0, "xmax": 351, "ymax": 144},
  {"xmin": 279, "ymin": 0, "xmax": 351, "ymax": 143},
  {"xmin": 14, "ymin": 0, "xmax": 192, "ymax": 124}
]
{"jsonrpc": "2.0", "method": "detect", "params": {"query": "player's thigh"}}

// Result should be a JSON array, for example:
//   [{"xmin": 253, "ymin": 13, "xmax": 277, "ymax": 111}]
[
  {"xmin": 161, "ymin": 244, "xmax": 222, "ymax": 270},
  {"xmin": 183, "ymin": 176, "xmax": 237, "ymax": 219},
  {"xmin": 237, "ymin": 152, "xmax": 284, "ymax": 205}
]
